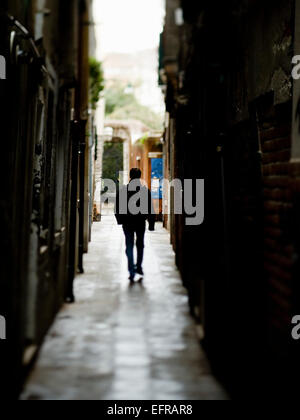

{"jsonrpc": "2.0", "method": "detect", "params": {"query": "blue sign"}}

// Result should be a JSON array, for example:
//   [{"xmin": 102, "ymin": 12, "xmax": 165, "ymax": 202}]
[{"xmin": 151, "ymin": 158, "xmax": 163, "ymax": 199}]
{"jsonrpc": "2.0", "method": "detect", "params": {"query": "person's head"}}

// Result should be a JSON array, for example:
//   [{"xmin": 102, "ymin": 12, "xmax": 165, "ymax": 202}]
[{"xmin": 130, "ymin": 168, "xmax": 142, "ymax": 180}]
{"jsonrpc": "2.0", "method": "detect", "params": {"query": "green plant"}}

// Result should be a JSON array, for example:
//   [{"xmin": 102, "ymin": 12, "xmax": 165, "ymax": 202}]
[
  {"xmin": 105, "ymin": 83, "xmax": 137, "ymax": 116},
  {"xmin": 104, "ymin": 83, "xmax": 163, "ymax": 131},
  {"xmin": 89, "ymin": 58, "xmax": 105, "ymax": 110},
  {"xmin": 138, "ymin": 133, "xmax": 150, "ymax": 145}
]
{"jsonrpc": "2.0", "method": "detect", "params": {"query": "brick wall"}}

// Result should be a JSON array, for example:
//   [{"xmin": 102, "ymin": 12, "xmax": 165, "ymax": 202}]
[{"xmin": 258, "ymin": 101, "xmax": 294, "ymax": 357}]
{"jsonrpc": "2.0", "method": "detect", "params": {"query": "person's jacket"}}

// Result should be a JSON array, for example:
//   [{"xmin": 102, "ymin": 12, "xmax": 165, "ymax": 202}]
[{"xmin": 115, "ymin": 181, "xmax": 156, "ymax": 230}]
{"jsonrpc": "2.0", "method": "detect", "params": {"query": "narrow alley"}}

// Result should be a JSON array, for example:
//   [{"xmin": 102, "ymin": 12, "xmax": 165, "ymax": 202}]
[
  {"xmin": 21, "ymin": 214, "xmax": 228, "ymax": 400},
  {"xmin": 3, "ymin": 0, "xmax": 300, "ymax": 402}
]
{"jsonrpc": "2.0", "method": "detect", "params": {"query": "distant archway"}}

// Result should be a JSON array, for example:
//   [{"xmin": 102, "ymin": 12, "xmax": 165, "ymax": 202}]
[
  {"xmin": 93, "ymin": 121, "xmax": 131, "ymax": 218},
  {"xmin": 102, "ymin": 139, "xmax": 124, "ymax": 184},
  {"xmin": 103, "ymin": 122, "xmax": 131, "ymax": 184}
]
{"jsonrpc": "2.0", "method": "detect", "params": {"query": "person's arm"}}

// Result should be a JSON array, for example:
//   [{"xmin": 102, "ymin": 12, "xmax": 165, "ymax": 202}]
[
  {"xmin": 115, "ymin": 186, "xmax": 122, "ymax": 225},
  {"xmin": 148, "ymin": 189, "xmax": 156, "ymax": 231}
]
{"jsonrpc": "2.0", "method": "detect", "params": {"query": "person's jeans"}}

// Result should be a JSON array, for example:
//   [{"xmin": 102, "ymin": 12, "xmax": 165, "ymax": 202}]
[{"xmin": 123, "ymin": 225, "xmax": 145, "ymax": 278}]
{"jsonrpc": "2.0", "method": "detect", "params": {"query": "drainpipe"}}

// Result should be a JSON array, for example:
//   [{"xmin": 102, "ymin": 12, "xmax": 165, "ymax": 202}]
[
  {"xmin": 78, "ymin": 129, "xmax": 86, "ymax": 274},
  {"xmin": 76, "ymin": 0, "xmax": 90, "ymax": 273},
  {"xmin": 66, "ymin": 120, "xmax": 81, "ymax": 302}
]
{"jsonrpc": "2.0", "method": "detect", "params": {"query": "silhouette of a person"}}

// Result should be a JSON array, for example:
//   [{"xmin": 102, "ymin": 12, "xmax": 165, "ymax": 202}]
[{"xmin": 115, "ymin": 168, "xmax": 155, "ymax": 282}]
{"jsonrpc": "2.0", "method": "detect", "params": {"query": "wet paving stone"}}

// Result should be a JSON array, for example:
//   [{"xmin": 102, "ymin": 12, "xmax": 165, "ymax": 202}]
[{"xmin": 21, "ymin": 215, "xmax": 229, "ymax": 400}]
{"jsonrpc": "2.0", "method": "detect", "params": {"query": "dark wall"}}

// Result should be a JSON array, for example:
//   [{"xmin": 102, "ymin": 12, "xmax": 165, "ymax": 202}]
[
  {"xmin": 163, "ymin": 0, "xmax": 299, "ymax": 396},
  {"xmin": 0, "ymin": 1, "xmax": 85, "ymax": 398}
]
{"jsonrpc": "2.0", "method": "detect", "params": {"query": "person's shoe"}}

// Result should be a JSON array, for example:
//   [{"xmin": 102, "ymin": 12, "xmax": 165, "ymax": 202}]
[
  {"xmin": 135, "ymin": 269, "xmax": 144, "ymax": 282},
  {"xmin": 129, "ymin": 275, "xmax": 135, "ymax": 283},
  {"xmin": 135, "ymin": 266, "xmax": 144, "ymax": 276}
]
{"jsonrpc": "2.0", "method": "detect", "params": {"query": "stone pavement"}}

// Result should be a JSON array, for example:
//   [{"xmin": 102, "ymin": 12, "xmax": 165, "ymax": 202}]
[{"xmin": 21, "ymin": 215, "xmax": 228, "ymax": 400}]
